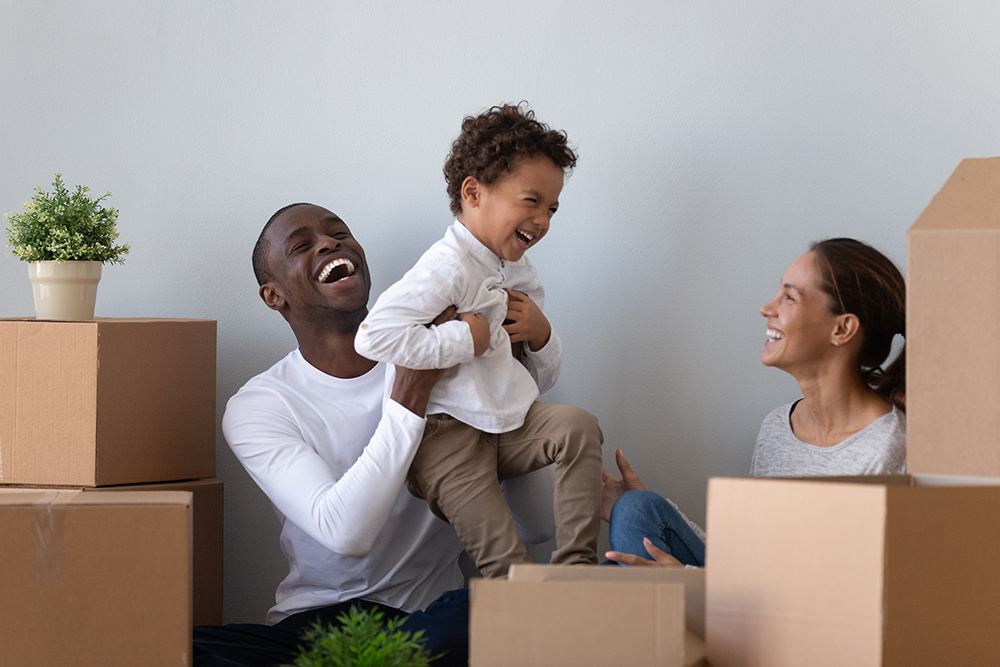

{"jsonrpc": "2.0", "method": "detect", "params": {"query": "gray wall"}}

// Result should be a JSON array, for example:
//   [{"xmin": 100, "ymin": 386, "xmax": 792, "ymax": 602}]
[{"xmin": 3, "ymin": 1, "xmax": 999, "ymax": 623}]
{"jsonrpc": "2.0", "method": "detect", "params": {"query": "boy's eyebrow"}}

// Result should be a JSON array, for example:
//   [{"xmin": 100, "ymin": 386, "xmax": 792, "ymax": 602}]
[{"xmin": 783, "ymin": 282, "xmax": 801, "ymax": 294}]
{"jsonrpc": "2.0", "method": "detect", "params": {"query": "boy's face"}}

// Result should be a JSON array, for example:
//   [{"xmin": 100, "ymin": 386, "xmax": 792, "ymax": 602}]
[{"xmin": 461, "ymin": 154, "xmax": 564, "ymax": 262}]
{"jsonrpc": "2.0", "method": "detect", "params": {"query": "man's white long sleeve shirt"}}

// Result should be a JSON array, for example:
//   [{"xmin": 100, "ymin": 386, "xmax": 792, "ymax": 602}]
[
  {"xmin": 223, "ymin": 350, "xmax": 555, "ymax": 623},
  {"xmin": 355, "ymin": 221, "xmax": 561, "ymax": 434}
]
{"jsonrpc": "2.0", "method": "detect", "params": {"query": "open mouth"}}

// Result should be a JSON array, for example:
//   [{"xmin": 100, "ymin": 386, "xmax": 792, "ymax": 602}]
[
  {"xmin": 515, "ymin": 229, "xmax": 535, "ymax": 246},
  {"xmin": 317, "ymin": 258, "xmax": 356, "ymax": 283},
  {"xmin": 765, "ymin": 328, "xmax": 784, "ymax": 343}
]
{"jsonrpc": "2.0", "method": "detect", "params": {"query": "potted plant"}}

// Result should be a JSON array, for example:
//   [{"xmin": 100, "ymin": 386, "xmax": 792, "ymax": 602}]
[
  {"xmin": 4, "ymin": 173, "xmax": 129, "ymax": 320},
  {"xmin": 287, "ymin": 605, "xmax": 441, "ymax": 667}
]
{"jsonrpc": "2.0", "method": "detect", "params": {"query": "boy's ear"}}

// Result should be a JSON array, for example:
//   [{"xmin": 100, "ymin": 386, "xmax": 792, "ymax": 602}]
[
  {"xmin": 260, "ymin": 283, "xmax": 287, "ymax": 312},
  {"xmin": 460, "ymin": 176, "xmax": 483, "ymax": 209}
]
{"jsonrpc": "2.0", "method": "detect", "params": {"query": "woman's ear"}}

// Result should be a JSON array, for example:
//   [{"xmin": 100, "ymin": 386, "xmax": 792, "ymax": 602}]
[
  {"xmin": 260, "ymin": 283, "xmax": 286, "ymax": 312},
  {"xmin": 460, "ymin": 176, "xmax": 482, "ymax": 209},
  {"xmin": 832, "ymin": 313, "xmax": 861, "ymax": 347}
]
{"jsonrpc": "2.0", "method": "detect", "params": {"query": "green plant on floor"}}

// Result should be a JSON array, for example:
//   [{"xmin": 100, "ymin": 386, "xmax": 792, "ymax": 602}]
[
  {"xmin": 4, "ymin": 172, "xmax": 129, "ymax": 264},
  {"xmin": 286, "ymin": 605, "xmax": 441, "ymax": 667}
]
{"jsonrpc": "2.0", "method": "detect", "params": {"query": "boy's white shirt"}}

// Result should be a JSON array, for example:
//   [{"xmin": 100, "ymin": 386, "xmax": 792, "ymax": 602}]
[{"xmin": 355, "ymin": 220, "xmax": 562, "ymax": 433}]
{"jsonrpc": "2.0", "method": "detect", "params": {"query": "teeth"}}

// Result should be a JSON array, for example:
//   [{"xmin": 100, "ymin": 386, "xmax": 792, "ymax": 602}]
[
  {"xmin": 516, "ymin": 230, "xmax": 534, "ymax": 242},
  {"xmin": 766, "ymin": 329, "xmax": 784, "ymax": 342},
  {"xmin": 318, "ymin": 258, "xmax": 355, "ymax": 283}
]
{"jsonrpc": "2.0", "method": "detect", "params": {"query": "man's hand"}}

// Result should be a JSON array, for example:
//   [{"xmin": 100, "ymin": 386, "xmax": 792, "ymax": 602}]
[
  {"xmin": 503, "ymin": 289, "xmax": 551, "ymax": 352},
  {"xmin": 458, "ymin": 312, "xmax": 490, "ymax": 356},
  {"xmin": 605, "ymin": 538, "xmax": 683, "ymax": 567},
  {"xmin": 390, "ymin": 306, "xmax": 457, "ymax": 416},
  {"xmin": 601, "ymin": 448, "xmax": 647, "ymax": 522}
]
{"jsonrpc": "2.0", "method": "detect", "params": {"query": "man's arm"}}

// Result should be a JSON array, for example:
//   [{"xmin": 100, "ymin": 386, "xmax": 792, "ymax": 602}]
[{"xmin": 223, "ymin": 384, "xmax": 429, "ymax": 558}]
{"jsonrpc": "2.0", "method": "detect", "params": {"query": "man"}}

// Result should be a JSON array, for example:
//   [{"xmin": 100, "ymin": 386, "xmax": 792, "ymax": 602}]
[{"xmin": 194, "ymin": 203, "xmax": 555, "ymax": 666}]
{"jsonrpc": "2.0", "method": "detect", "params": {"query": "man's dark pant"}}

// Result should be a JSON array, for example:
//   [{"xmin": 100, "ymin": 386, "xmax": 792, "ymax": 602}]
[{"xmin": 193, "ymin": 588, "xmax": 469, "ymax": 667}]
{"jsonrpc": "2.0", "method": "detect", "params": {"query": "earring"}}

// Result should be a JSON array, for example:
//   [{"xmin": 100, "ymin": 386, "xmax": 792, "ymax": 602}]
[{"xmin": 834, "ymin": 341, "xmax": 840, "ymax": 347}]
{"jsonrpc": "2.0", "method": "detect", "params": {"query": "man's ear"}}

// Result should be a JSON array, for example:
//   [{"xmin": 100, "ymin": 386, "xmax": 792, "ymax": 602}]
[
  {"xmin": 260, "ymin": 283, "xmax": 287, "ymax": 312},
  {"xmin": 460, "ymin": 176, "xmax": 483, "ymax": 210},
  {"xmin": 832, "ymin": 313, "xmax": 861, "ymax": 347}
]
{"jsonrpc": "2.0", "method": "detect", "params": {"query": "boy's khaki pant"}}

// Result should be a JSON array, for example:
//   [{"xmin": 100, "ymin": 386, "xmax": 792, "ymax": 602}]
[{"xmin": 406, "ymin": 401, "xmax": 603, "ymax": 579}]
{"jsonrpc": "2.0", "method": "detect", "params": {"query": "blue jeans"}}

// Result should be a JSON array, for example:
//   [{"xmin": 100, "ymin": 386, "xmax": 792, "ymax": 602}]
[{"xmin": 608, "ymin": 490, "xmax": 705, "ymax": 567}]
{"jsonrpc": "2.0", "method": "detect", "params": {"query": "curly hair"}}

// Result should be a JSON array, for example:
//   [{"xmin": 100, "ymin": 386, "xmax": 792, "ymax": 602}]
[
  {"xmin": 443, "ymin": 102, "xmax": 578, "ymax": 216},
  {"xmin": 810, "ymin": 238, "xmax": 907, "ymax": 411}
]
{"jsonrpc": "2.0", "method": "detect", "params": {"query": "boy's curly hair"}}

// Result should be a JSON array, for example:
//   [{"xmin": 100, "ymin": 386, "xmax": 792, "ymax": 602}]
[{"xmin": 443, "ymin": 102, "xmax": 578, "ymax": 216}]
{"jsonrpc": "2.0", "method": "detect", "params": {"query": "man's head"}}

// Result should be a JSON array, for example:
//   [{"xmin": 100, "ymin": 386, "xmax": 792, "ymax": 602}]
[
  {"xmin": 254, "ymin": 203, "xmax": 371, "ymax": 331},
  {"xmin": 444, "ymin": 103, "xmax": 577, "ymax": 262}
]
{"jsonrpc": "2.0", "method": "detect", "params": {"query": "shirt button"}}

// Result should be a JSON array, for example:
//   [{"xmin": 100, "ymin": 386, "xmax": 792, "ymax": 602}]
[
  {"xmin": 361, "ymin": 324, "xmax": 368, "ymax": 330},
  {"xmin": 500, "ymin": 260, "xmax": 505, "ymax": 268}
]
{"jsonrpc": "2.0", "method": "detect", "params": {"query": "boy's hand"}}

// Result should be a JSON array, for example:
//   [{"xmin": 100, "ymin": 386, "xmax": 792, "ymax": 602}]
[
  {"xmin": 458, "ymin": 312, "xmax": 490, "ymax": 356},
  {"xmin": 503, "ymin": 289, "xmax": 551, "ymax": 352}
]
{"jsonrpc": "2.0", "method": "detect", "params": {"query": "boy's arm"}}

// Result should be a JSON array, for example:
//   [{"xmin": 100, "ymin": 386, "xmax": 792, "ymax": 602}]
[{"xmin": 355, "ymin": 259, "xmax": 479, "ymax": 369}]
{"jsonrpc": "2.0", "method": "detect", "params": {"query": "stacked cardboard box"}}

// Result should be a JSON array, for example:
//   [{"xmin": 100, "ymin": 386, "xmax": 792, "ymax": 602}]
[
  {"xmin": 705, "ymin": 158, "xmax": 1000, "ymax": 666},
  {"xmin": 0, "ymin": 318, "xmax": 221, "ymax": 665}
]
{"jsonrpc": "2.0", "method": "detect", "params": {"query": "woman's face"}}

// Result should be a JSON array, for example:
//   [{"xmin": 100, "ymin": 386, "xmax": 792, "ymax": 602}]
[{"xmin": 759, "ymin": 251, "xmax": 840, "ymax": 374}]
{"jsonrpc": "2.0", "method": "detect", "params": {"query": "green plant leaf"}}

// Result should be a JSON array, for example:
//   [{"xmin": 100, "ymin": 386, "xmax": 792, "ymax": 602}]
[
  {"xmin": 285, "ymin": 605, "xmax": 443, "ymax": 667},
  {"xmin": 4, "ymin": 172, "xmax": 130, "ymax": 264}
]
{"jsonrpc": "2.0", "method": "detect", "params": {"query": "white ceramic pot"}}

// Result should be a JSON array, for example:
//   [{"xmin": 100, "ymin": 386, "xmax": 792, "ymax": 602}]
[{"xmin": 28, "ymin": 261, "xmax": 103, "ymax": 321}]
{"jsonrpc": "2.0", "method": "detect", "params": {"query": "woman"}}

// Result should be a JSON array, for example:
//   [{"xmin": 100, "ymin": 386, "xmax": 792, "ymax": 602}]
[{"xmin": 603, "ymin": 238, "xmax": 907, "ymax": 566}]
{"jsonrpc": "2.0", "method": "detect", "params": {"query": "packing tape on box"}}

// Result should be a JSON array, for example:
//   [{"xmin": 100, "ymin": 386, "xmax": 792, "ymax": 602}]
[{"xmin": 32, "ymin": 490, "xmax": 82, "ymax": 585}]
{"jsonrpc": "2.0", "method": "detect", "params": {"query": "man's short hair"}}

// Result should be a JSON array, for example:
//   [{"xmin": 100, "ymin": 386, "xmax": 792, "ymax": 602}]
[
  {"xmin": 253, "ymin": 203, "xmax": 310, "ymax": 286},
  {"xmin": 443, "ymin": 102, "xmax": 578, "ymax": 216}
]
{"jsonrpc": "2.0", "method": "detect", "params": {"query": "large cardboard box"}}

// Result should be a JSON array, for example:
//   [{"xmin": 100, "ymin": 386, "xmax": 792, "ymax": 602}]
[
  {"xmin": 470, "ymin": 564, "xmax": 701, "ymax": 667},
  {"xmin": 705, "ymin": 475, "xmax": 1000, "ymax": 667},
  {"xmin": 96, "ymin": 478, "xmax": 223, "ymax": 624},
  {"xmin": 908, "ymin": 157, "xmax": 1000, "ymax": 475},
  {"xmin": 0, "ymin": 318, "xmax": 216, "ymax": 486},
  {"xmin": 0, "ymin": 488, "xmax": 193, "ymax": 667}
]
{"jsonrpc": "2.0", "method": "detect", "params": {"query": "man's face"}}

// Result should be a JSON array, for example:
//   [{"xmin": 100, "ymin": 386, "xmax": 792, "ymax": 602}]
[{"xmin": 262, "ymin": 204, "xmax": 371, "ymax": 319}]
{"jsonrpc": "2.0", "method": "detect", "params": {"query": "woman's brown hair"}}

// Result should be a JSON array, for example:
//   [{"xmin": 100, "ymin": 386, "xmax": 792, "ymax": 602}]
[{"xmin": 811, "ymin": 238, "xmax": 906, "ymax": 411}]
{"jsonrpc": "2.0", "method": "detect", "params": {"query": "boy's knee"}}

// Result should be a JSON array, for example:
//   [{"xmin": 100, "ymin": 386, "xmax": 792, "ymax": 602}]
[{"xmin": 558, "ymin": 405, "xmax": 603, "ymax": 444}]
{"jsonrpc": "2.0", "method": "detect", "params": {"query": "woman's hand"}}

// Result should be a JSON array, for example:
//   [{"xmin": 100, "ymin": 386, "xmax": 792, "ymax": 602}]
[
  {"xmin": 605, "ymin": 538, "xmax": 683, "ymax": 567},
  {"xmin": 601, "ymin": 448, "xmax": 647, "ymax": 522},
  {"xmin": 503, "ymin": 289, "xmax": 551, "ymax": 352}
]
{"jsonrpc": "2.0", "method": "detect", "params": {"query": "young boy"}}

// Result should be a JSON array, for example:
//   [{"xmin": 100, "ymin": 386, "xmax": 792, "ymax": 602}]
[{"xmin": 354, "ymin": 103, "xmax": 603, "ymax": 578}]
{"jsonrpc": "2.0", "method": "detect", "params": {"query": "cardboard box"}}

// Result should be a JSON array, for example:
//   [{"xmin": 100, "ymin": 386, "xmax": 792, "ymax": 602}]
[
  {"xmin": 0, "ymin": 488, "xmax": 193, "ymax": 667},
  {"xmin": 95, "ymin": 478, "xmax": 223, "ymax": 625},
  {"xmin": 705, "ymin": 475, "xmax": 1000, "ymax": 667},
  {"xmin": 908, "ymin": 157, "xmax": 1000, "ymax": 475},
  {"xmin": 0, "ymin": 318, "xmax": 216, "ymax": 486},
  {"xmin": 470, "ymin": 564, "xmax": 698, "ymax": 667}
]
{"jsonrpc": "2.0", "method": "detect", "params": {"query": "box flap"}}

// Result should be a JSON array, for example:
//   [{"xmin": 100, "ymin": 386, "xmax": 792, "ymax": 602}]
[
  {"xmin": 509, "ymin": 563, "xmax": 705, "ymax": 638},
  {"xmin": 471, "ymin": 579, "xmax": 685, "ymax": 667},
  {"xmin": 909, "ymin": 158, "xmax": 1000, "ymax": 231}
]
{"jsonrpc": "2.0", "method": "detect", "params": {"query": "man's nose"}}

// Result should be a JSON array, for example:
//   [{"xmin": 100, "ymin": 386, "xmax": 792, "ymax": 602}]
[{"xmin": 316, "ymin": 235, "xmax": 341, "ymax": 253}]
